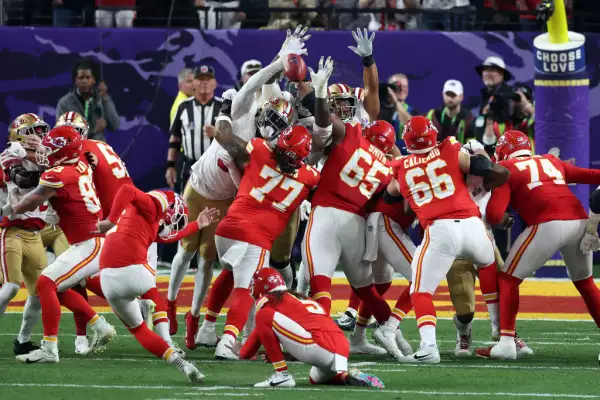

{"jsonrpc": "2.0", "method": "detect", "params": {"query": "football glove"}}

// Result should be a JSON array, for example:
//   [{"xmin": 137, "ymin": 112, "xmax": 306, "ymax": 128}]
[{"xmin": 308, "ymin": 56, "xmax": 334, "ymax": 99}]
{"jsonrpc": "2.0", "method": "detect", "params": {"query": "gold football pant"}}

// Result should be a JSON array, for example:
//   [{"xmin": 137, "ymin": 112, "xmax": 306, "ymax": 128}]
[
  {"xmin": 180, "ymin": 183, "xmax": 233, "ymax": 261},
  {"xmin": 41, "ymin": 225, "xmax": 69, "ymax": 257},
  {"xmin": 0, "ymin": 227, "xmax": 47, "ymax": 295}
]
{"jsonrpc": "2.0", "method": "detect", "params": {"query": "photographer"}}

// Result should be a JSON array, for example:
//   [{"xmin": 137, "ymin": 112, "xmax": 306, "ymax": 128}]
[
  {"xmin": 378, "ymin": 73, "xmax": 419, "ymax": 148},
  {"xmin": 56, "ymin": 61, "xmax": 120, "ymax": 142}
]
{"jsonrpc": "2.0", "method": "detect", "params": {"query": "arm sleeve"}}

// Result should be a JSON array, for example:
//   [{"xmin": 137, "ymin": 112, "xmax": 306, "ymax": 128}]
[
  {"xmin": 108, "ymin": 185, "xmax": 159, "ymax": 223},
  {"xmin": 485, "ymin": 184, "xmax": 511, "ymax": 226},
  {"xmin": 232, "ymin": 60, "xmax": 284, "ymax": 119},
  {"xmin": 239, "ymin": 328, "xmax": 262, "ymax": 360},
  {"xmin": 562, "ymin": 160, "xmax": 600, "ymax": 185},
  {"xmin": 155, "ymin": 221, "xmax": 200, "ymax": 244},
  {"xmin": 103, "ymin": 96, "xmax": 121, "ymax": 131}
]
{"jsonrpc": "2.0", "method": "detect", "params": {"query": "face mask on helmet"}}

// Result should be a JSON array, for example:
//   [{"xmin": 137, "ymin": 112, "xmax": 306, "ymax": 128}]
[
  {"xmin": 158, "ymin": 194, "xmax": 189, "ymax": 240},
  {"xmin": 274, "ymin": 148, "xmax": 301, "ymax": 174},
  {"xmin": 329, "ymin": 97, "xmax": 356, "ymax": 120},
  {"xmin": 257, "ymin": 107, "xmax": 290, "ymax": 142},
  {"xmin": 35, "ymin": 145, "xmax": 51, "ymax": 167}
]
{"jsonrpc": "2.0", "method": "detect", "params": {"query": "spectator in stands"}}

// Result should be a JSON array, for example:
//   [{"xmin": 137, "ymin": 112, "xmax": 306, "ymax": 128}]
[
  {"xmin": 263, "ymin": 0, "xmax": 317, "ymax": 29},
  {"xmin": 53, "ymin": 0, "xmax": 92, "ymax": 26},
  {"xmin": 394, "ymin": 0, "xmax": 419, "ymax": 30},
  {"xmin": 198, "ymin": 0, "xmax": 244, "ymax": 29},
  {"xmin": 239, "ymin": 0, "xmax": 269, "ymax": 29},
  {"xmin": 419, "ymin": 0, "xmax": 473, "ymax": 30},
  {"xmin": 235, "ymin": 60, "xmax": 262, "ymax": 90},
  {"xmin": 95, "ymin": 0, "xmax": 136, "ymax": 28},
  {"xmin": 56, "ymin": 61, "xmax": 120, "ymax": 142},
  {"xmin": 426, "ymin": 79, "xmax": 474, "ymax": 144},
  {"xmin": 379, "ymin": 73, "xmax": 418, "ymax": 147},
  {"xmin": 517, "ymin": 0, "xmax": 542, "ymax": 31},
  {"xmin": 171, "ymin": 68, "xmax": 195, "ymax": 126},
  {"xmin": 483, "ymin": 0, "xmax": 519, "ymax": 31},
  {"xmin": 510, "ymin": 82, "xmax": 535, "ymax": 140}
]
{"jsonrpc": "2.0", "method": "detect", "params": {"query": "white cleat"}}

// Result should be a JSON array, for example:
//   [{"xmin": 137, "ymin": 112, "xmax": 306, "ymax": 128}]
[
  {"xmin": 85, "ymin": 316, "xmax": 117, "ymax": 355},
  {"xmin": 455, "ymin": 331, "xmax": 472, "ymax": 357},
  {"xmin": 254, "ymin": 371, "xmax": 296, "ymax": 388},
  {"xmin": 373, "ymin": 325, "xmax": 404, "ymax": 360},
  {"xmin": 395, "ymin": 329, "xmax": 413, "ymax": 356},
  {"xmin": 196, "ymin": 324, "xmax": 219, "ymax": 348},
  {"xmin": 74, "ymin": 336, "xmax": 91, "ymax": 355},
  {"xmin": 404, "ymin": 343, "xmax": 441, "ymax": 364},
  {"xmin": 170, "ymin": 353, "xmax": 205, "ymax": 383},
  {"xmin": 16, "ymin": 341, "xmax": 59, "ymax": 364},
  {"xmin": 490, "ymin": 339, "xmax": 517, "ymax": 360},
  {"xmin": 172, "ymin": 342, "xmax": 186, "ymax": 359},
  {"xmin": 139, "ymin": 299, "xmax": 156, "ymax": 330},
  {"xmin": 515, "ymin": 334, "xmax": 534, "ymax": 358},
  {"xmin": 349, "ymin": 332, "xmax": 387, "ymax": 355},
  {"xmin": 214, "ymin": 334, "xmax": 238, "ymax": 360}
]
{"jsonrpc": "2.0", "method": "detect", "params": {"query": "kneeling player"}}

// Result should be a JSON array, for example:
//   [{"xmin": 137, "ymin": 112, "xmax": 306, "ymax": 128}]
[
  {"xmin": 229, "ymin": 268, "xmax": 384, "ymax": 388},
  {"xmin": 96, "ymin": 185, "xmax": 219, "ymax": 382}
]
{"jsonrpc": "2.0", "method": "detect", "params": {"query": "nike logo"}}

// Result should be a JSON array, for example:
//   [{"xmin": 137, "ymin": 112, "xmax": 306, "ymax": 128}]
[
  {"xmin": 25, "ymin": 358, "xmax": 42, "ymax": 364},
  {"xmin": 270, "ymin": 379, "xmax": 291, "ymax": 387},
  {"xmin": 413, "ymin": 354, "xmax": 428, "ymax": 360}
]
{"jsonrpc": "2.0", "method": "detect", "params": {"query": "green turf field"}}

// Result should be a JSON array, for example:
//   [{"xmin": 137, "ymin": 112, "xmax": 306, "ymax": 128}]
[{"xmin": 0, "ymin": 313, "xmax": 598, "ymax": 400}]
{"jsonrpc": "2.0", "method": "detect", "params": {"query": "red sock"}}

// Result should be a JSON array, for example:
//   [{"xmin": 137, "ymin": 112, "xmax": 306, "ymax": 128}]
[
  {"xmin": 478, "ymin": 263, "xmax": 500, "ymax": 305},
  {"xmin": 353, "ymin": 284, "xmax": 391, "ymax": 323},
  {"xmin": 71, "ymin": 284, "xmax": 89, "ymax": 336},
  {"xmin": 223, "ymin": 287, "xmax": 253, "ymax": 339},
  {"xmin": 36, "ymin": 276, "xmax": 61, "ymax": 337},
  {"xmin": 85, "ymin": 276, "xmax": 105, "ymax": 298},
  {"xmin": 573, "ymin": 276, "xmax": 600, "ymax": 327},
  {"xmin": 411, "ymin": 292, "xmax": 437, "ymax": 329},
  {"xmin": 142, "ymin": 287, "xmax": 169, "ymax": 325},
  {"xmin": 356, "ymin": 282, "xmax": 391, "ymax": 324},
  {"xmin": 129, "ymin": 323, "xmax": 171, "ymax": 359},
  {"xmin": 348, "ymin": 290, "xmax": 361, "ymax": 311},
  {"xmin": 58, "ymin": 289, "xmax": 97, "ymax": 324},
  {"xmin": 310, "ymin": 275, "xmax": 332, "ymax": 314},
  {"xmin": 255, "ymin": 308, "xmax": 287, "ymax": 373},
  {"xmin": 203, "ymin": 269, "xmax": 234, "ymax": 323},
  {"xmin": 391, "ymin": 283, "xmax": 413, "ymax": 323},
  {"xmin": 498, "ymin": 272, "xmax": 522, "ymax": 338}
]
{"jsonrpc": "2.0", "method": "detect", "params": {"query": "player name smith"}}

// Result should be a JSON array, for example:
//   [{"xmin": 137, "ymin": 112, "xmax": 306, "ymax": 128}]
[{"xmin": 403, "ymin": 147, "xmax": 441, "ymax": 168}]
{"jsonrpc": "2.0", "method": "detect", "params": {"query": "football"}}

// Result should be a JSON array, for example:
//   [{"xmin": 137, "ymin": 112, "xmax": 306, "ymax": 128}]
[{"xmin": 284, "ymin": 53, "xmax": 307, "ymax": 82}]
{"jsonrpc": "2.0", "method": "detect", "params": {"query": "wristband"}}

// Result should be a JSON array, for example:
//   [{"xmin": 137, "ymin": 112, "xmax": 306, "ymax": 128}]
[
  {"xmin": 167, "ymin": 160, "xmax": 176, "ymax": 168},
  {"xmin": 169, "ymin": 142, "xmax": 180, "ymax": 149},
  {"xmin": 362, "ymin": 55, "xmax": 375, "ymax": 67},
  {"xmin": 216, "ymin": 115, "xmax": 232, "ymax": 125}
]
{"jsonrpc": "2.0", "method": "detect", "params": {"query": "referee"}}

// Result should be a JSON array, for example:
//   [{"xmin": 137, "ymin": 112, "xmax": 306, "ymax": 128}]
[{"xmin": 166, "ymin": 65, "xmax": 222, "ymax": 192}]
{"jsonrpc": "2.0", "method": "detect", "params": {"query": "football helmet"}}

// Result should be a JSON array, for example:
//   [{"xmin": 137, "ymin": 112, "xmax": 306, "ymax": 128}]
[
  {"xmin": 250, "ymin": 268, "xmax": 287, "ymax": 300},
  {"xmin": 328, "ymin": 83, "xmax": 357, "ymax": 121},
  {"xmin": 36, "ymin": 126, "xmax": 82, "ymax": 167},
  {"xmin": 8, "ymin": 113, "xmax": 50, "ymax": 150},
  {"xmin": 363, "ymin": 120, "xmax": 396, "ymax": 153},
  {"xmin": 274, "ymin": 125, "xmax": 312, "ymax": 173},
  {"xmin": 495, "ymin": 130, "xmax": 533, "ymax": 162},
  {"xmin": 402, "ymin": 116, "xmax": 438, "ymax": 154},
  {"xmin": 55, "ymin": 112, "xmax": 90, "ymax": 139},
  {"xmin": 155, "ymin": 190, "xmax": 189, "ymax": 240},
  {"xmin": 256, "ymin": 97, "xmax": 295, "ymax": 143}
]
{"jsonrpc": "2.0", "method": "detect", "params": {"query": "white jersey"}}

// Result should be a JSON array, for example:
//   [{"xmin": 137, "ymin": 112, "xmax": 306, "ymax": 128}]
[{"xmin": 4, "ymin": 158, "xmax": 53, "ymax": 225}]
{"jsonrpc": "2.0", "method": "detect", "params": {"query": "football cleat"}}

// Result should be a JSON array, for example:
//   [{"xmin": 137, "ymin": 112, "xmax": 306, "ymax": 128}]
[
  {"xmin": 86, "ymin": 316, "xmax": 116, "ymax": 355},
  {"xmin": 173, "ymin": 342, "xmax": 186, "ymax": 359},
  {"xmin": 515, "ymin": 334, "xmax": 534, "ymax": 358},
  {"xmin": 13, "ymin": 339, "xmax": 39, "ymax": 356},
  {"xmin": 346, "ymin": 368, "xmax": 385, "ymax": 388},
  {"xmin": 476, "ymin": 339, "xmax": 517, "ymax": 360},
  {"xmin": 395, "ymin": 329, "xmax": 414, "ymax": 356},
  {"xmin": 404, "ymin": 343, "xmax": 441, "ymax": 364},
  {"xmin": 196, "ymin": 323, "xmax": 219, "ymax": 348},
  {"xmin": 139, "ymin": 299, "xmax": 156, "ymax": 330},
  {"xmin": 336, "ymin": 311, "xmax": 356, "ymax": 331},
  {"xmin": 348, "ymin": 332, "xmax": 387, "ymax": 355},
  {"xmin": 74, "ymin": 336, "xmax": 91, "ymax": 355},
  {"xmin": 214, "ymin": 334, "xmax": 238, "ymax": 360},
  {"xmin": 15, "ymin": 341, "xmax": 59, "ymax": 364},
  {"xmin": 170, "ymin": 352, "xmax": 204, "ymax": 383},
  {"xmin": 254, "ymin": 371, "xmax": 296, "ymax": 388},
  {"xmin": 185, "ymin": 312, "xmax": 200, "ymax": 350},
  {"xmin": 455, "ymin": 332, "xmax": 472, "ymax": 357},
  {"xmin": 166, "ymin": 299, "xmax": 178, "ymax": 335},
  {"xmin": 373, "ymin": 325, "xmax": 404, "ymax": 360}
]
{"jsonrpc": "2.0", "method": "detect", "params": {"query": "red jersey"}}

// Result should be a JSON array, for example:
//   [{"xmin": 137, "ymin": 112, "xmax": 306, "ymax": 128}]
[
  {"xmin": 82, "ymin": 139, "xmax": 133, "ymax": 216},
  {"xmin": 367, "ymin": 192, "xmax": 415, "ymax": 231},
  {"xmin": 39, "ymin": 160, "xmax": 103, "ymax": 244},
  {"xmin": 239, "ymin": 293, "xmax": 349, "ymax": 360},
  {"xmin": 486, "ymin": 154, "xmax": 600, "ymax": 226},
  {"xmin": 395, "ymin": 137, "xmax": 480, "ymax": 227},
  {"xmin": 215, "ymin": 138, "xmax": 320, "ymax": 250},
  {"xmin": 100, "ymin": 185, "xmax": 199, "ymax": 268},
  {"xmin": 311, "ymin": 122, "xmax": 392, "ymax": 215}
]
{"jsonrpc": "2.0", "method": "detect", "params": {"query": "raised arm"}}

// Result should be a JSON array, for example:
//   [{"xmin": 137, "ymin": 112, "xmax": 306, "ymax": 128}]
[
  {"xmin": 458, "ymin": 150, "xmax": 509, "ymax": 191},
  {"xmin": 214, "ymin": 115, "xmax": 250, "ymax": 171},
  {"xmin": 348, "ymin": 28, "xmax": 379, "ymax": 121},
  {"xmin": 4, "ymin": 184, "xmax": 56, "ymax": 217}
]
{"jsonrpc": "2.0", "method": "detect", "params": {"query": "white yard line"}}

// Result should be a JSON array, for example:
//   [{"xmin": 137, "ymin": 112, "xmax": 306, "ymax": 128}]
[{"xmin": 0, "ymin": 383, "xmax": 598, "ymax": 398}]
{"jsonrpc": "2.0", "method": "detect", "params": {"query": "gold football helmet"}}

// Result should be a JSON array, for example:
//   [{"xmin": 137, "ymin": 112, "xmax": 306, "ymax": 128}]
[
  {"xmin": 328, "ymin": 83, "xmax": 358, "ymax": 121},
  {"xmin": 8, "ymin": 113, "xmax": 50, "ymax": 150},
  {"xmin": 256, "ymin": 97, "xmax": 295, "ymax": 143},
  {"xmin": 55, "ymin": 111, "xmax": 90, "ymax": 139}
]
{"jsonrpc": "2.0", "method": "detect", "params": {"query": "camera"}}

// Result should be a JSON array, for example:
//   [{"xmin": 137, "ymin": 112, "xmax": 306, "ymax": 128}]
[{"xmin": 487, "ymin": 84, "xmax": 518, "ymax": 122}]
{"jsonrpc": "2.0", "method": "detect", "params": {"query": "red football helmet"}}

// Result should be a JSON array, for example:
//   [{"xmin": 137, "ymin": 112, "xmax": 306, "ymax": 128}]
[
  {"xmin": 154, "ymin": 190, "xmax": 189, "ymax": 240},
  {"xmin": 402, "ymin": 116, "xmax": 439, "ymax": 154},
  {"xmin": 495, "ymin": 130, "xmax": 532, "ymax": 162},
  {"xmin": 250, "ymin": 268, "xmax": 287, "ymax": 300},
  {"xmin": 274, "ymin": 125, "xmax": 312, "ymax": 173},
  {"xmin": 364, "ymin": 120, "xmax": 396, "ymax": 153},
  {"xmin": 36, "ymin": 125, "xmax": 82, "ymax": 167}
]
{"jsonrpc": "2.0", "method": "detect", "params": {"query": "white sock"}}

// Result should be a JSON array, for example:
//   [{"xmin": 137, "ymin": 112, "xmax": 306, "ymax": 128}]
[
  {"xmin": 201, "ymin": 319, "xmax": 216, "ymax": 330},
  {"xmin": 17, "ymin": 295, "xmax": 41, "ymax": 343},
  {"xmin": 486, "ymin": 302, "xmax": 500, "ymax": 330},
  {"xmin": 279, "ymin": 263, "xmax": 293, "ymax": 289},
  {"xmin": 167, "ymin": 246, "xmax": 195, "ymax": 301},
  {"xmin": 191, "ymin": 257, "xmax": 214, "ymax": 317},
  {"xmin": 419, "ymin": 325, "xmax": 436, "ymax": 346},
  {"xmin": 354, "ymin": 324, "xmax": 367, "ymax": 338},
  {"xmin": 0, "ymin": 282, "xmax": 20, "ymax": 315},
  {"xmin": 454, "ymin": 316, "xmax": 472, "ymax": 336},
  {"xmin": 499, "ymin": 335, "xmax": 514, "ymax": 345},
  {"xmin": 297, "ymin": 261, "xmax": 310, "ymax": 296},
  {"xmin": 154, "ymin": 321, "xmax": 172, "ymax": 345}
]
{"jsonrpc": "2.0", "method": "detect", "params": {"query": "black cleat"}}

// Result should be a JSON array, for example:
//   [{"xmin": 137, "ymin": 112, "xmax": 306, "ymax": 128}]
[{"xmin": 14, "ymin": 339, "xmax": 39, "ymax": 355}]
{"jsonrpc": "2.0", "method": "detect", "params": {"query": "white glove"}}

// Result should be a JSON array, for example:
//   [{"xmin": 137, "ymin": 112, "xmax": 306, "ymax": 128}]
[
  {"xmin": 278, "ymin": 25, "xmax": 310, "ymax": 60},
  {"xmin": 308, "ymin": 56, "xmax": 334, "ymax": 99},
  {"xmin": 463, "ymin": 139, "xmax": 485, "ymax": 154},
  {"xmin": 1, "ymin": 203, "xmax": 13, "ymax": 218},
  {"xmin": 348, "ymin": 28, "xmax": 375, "ymax": 58},
  {"xmin": 221, "ymin": 88, "xmax": 237, "ymax": 102},
  {"xmin": 299, "ymin": 200, "xmax": 311, "ymax": 221}
]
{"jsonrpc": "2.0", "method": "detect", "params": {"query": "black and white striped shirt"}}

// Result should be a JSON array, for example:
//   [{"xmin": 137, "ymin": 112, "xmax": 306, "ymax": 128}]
[{"xmin": 170, "ymin": 96, "xmax": 222, "ymax": 162}]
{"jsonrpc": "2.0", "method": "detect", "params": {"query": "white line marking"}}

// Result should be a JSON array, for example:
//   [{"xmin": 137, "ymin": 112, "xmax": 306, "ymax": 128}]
[{"xmin": 1, "ymin": 383, "xmax": 598, "ymax": 398}]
